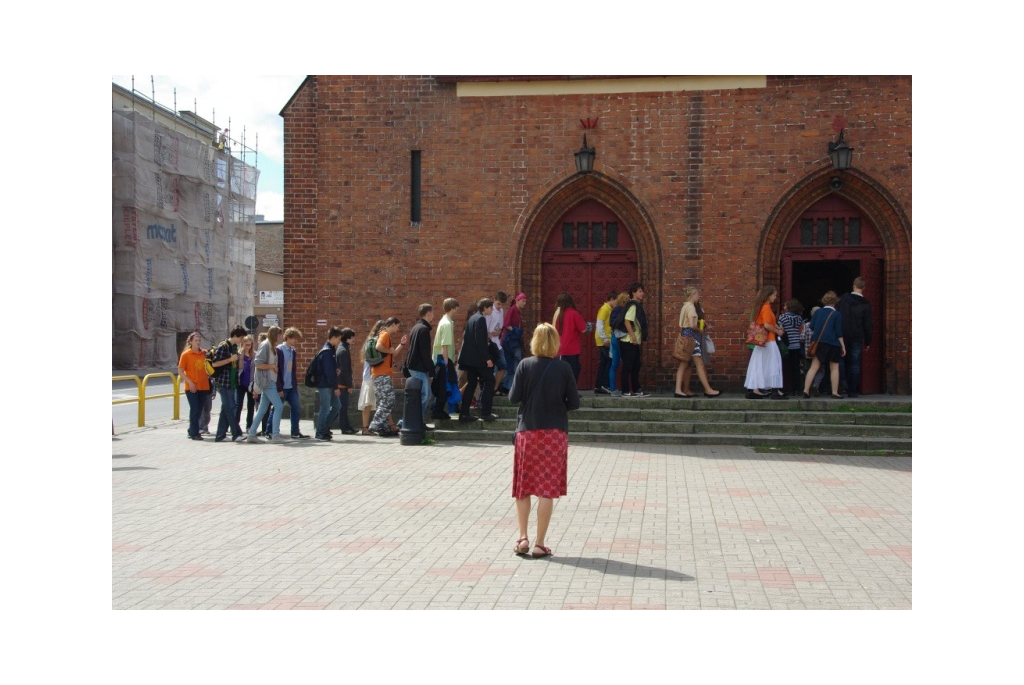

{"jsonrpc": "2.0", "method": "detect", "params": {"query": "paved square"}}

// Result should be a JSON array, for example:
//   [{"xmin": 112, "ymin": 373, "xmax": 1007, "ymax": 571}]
[{"xmin": 113, "ymin": 421, "xmax": 911, "ymax": 609}]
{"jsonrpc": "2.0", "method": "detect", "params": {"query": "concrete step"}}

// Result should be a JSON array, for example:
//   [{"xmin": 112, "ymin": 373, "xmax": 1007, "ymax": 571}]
[{"xmin": 428, "ymin": 428, "xmax": 910, "ymax": 452}]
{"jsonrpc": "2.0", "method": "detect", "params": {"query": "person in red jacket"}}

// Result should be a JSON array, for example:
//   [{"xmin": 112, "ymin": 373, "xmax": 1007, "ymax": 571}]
[{"xmin": 552, "ymin": 292, "xmax": 588, "ymax": 383}]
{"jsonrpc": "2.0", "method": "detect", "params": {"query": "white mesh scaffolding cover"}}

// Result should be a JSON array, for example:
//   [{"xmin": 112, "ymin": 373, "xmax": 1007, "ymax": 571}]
[{"xmin": 113, "ymin": 110, "xmax": 258, "ymax": 368}]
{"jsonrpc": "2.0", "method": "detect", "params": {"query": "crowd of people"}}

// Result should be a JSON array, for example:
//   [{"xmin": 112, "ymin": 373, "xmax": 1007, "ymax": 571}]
[
  {"xmin": 174, "ymin": 276, "xmax": 873, "ymax": 559},
  {"xmin": 740, "ymin": 276, "xmax": 873, "ymax": 400}
]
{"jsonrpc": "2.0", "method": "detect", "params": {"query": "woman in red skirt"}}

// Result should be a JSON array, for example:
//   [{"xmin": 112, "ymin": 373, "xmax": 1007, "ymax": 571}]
[{"xmin": 508, "ymin": 323, "xmax": 581, "ymax": 558}]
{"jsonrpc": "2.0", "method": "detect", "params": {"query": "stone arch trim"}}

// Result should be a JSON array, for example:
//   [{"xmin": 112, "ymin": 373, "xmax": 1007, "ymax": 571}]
[
  {"xmin": 760, "ymin": 167, "xmax": 913, "ymax": 393},
  {"xmin": 515, "ymin": 172, "xmax": 664, "ymax": 369}
]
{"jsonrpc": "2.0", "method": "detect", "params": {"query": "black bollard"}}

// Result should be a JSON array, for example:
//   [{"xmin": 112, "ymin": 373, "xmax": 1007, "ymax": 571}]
[{"xmin": 400, "ymin": 377, "xmax": 425, "ymax": 445}]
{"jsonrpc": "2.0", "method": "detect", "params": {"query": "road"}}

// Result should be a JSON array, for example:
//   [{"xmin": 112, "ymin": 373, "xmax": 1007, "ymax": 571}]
[{"xmin": 112, "ymin": 374, "xmax": 181, "ymax": 429}]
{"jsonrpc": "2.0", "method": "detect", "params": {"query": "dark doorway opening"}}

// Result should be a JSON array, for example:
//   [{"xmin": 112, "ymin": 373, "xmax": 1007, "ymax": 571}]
[{"xmin": 791, "ymin": 260, "xmax": 860, "ymax": 312}]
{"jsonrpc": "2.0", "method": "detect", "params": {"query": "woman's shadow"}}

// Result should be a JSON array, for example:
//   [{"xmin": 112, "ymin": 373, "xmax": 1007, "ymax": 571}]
[{"xmin": 543, "ymin": 556, "xmax": 693, "ymax": 581}]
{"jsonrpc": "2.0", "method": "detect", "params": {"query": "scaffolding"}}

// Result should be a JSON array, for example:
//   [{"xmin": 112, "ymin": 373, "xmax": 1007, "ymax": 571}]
[{"xmin": 112, "ymin": 82, "xmax": 259, "ymax": 369}]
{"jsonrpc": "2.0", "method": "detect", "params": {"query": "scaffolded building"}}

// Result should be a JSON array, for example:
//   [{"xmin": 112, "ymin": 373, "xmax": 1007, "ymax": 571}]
[{"xmin": 112, "ymin": 84, "xmax": 258, "ymax": 369}]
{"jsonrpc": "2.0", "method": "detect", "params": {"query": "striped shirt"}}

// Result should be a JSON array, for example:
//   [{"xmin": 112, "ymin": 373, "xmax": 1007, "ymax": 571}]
[{"xmin": 778, "ymin": 312, "xmax": 803, "ymax": 351}]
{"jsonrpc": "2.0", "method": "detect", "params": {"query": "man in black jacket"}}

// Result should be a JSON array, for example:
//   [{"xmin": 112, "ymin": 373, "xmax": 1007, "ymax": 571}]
[
  {"xmin": 457, "ymin": 298, "xmax": 497, "ymax": 423},
  {"xmin": 406, "ymin": 304, "xmax": 435, "ymax": 423},
  {"xmin": 335, "ymin": 327, "xmax": 357, "ymax": 435},
  {"xmin": 835, "ymin": 276, "xmax": 872, "ymax": 397}
]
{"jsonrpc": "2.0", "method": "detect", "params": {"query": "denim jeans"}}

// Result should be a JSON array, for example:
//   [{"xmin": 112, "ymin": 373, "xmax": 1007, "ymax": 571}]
[
  {"xmin": 186, "ymin": 389, "xmax": 209, "ymax": 438},
  {"xmin": 608, "ymin": 336, "xmax": 621, "ymax": 391},
  {"xmin": 249, "ymin": 389, "xmax": 284, "ymax": 437},
  {"xmin": 844, "ymin": 341, "xmax": 864, "ymax": 396},
  {"xmin": 269, "ymin": 386, "xmax": 302, "ymax": 436},
  {"xmin": 501, "ymin": 344, "xmax": 523, "ymax": 391},
  {"xmin": 216, "ymin": 385, "xmax": 242, "ymax": 439},
  {"xmin": 235, "ymin": 386, "xmax": 256, "ymax": 430},
  {"xmin": 337, "ymin": 387, "xmax": 353, "ymax": 431},
  {"xmin": 619, "ymin": 341, "xmax": 641, "ymax": 394},
  {"xmin": 409, "ymin": 370, "xmax": 432, "ymax": 419},
  {"xmin": 316, "ymin": 387, "xmax": 340, "ymax": 435},
  {"xmin": 596, "ymin": 344, "xmax": 611, "ymax": 389}
]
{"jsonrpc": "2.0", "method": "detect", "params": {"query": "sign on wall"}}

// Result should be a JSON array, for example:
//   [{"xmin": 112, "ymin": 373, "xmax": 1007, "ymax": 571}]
[{"xmin": 259, "ymin": 290, "xmax": 284, "ymax": 305}]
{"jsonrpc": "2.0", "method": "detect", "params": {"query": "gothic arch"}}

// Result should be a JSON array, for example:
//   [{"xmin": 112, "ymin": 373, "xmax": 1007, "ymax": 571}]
[
  {"xmin": 515, "ymin": 172, "xmax": 664, "ymax": 370},
  {"xmin": 760, "ymin": 168, "xmax": 912, "ymax": 393}
]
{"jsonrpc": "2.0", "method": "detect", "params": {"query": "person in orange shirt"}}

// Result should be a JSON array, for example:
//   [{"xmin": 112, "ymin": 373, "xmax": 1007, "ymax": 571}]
[
  {"xmin": 743, "ymin": 286, "xmax": 787, "ymax": 399},
  {"xmin": 178, "ymin": 331, "xmax": 212, "ymax": 440},
  {"xmin": 368, "ymin": 317, "xmax": 408, "ymax": 437}
]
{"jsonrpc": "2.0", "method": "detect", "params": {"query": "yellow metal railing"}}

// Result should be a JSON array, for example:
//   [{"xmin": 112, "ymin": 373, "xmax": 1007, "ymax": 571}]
[{"xmin": 112, "ymin": 373, "xmax": 183, "ymax": 427}]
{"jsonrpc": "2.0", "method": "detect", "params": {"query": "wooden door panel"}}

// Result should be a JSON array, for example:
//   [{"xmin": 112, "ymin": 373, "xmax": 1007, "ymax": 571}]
[{"xmin": 541, "ymin": 201, "xmax": 638, "ymax": 390}]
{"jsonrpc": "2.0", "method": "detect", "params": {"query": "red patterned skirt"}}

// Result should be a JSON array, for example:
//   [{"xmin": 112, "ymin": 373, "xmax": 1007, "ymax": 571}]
[{"xmin": 512, "ymin": 428, "xmax": 568, "ymax": 499}]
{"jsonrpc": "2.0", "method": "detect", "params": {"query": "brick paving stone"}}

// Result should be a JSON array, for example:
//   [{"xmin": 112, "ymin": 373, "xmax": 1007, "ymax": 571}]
[{"xmin": 113, "ymin": 417, "xmax": 911, "ymax": 609}]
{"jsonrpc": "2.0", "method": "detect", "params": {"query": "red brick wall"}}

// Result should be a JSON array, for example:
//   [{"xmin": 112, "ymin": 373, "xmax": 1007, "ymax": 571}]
[{"xmin": 283, "ymin": 75, "xmax": 912, "ymax": 393}]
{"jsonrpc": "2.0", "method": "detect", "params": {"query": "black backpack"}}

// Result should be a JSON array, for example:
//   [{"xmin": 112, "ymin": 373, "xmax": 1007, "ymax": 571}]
[
  {"xmin": 304, "ymin": 349, "xmax": 326, "ymax": 387},
  {"xmin": 609, "ymin": 305, "xmax": 626, "ymax": 333}
]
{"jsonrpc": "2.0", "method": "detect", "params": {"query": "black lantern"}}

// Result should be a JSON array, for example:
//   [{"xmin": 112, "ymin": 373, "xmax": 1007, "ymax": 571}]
[
  {"xmin": 828, "ymin": 128, "xmax": 854, "ymax": 171},
  {"xmin": 574, "ymin": 134, "xmax": 596, "ymax": 174}
]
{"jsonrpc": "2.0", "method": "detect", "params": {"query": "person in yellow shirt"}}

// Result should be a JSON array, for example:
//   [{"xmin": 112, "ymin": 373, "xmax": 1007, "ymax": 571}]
[{"xmin": 593, "ymin": 290, "xmax": 617, "ymax": 394}]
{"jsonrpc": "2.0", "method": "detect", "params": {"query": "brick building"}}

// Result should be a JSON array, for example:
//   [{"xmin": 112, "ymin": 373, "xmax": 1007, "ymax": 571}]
[{"xmin": 281, "ymin": 76, "xmax": 911, "ymax": 394}]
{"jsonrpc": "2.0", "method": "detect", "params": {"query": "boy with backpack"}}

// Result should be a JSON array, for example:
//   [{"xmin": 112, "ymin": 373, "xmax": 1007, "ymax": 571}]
[
  {"xmin": 607, "ymin": 292, "xmax": 629, "ymax": 397},
  {"xmin": 618, "ymin": 282, "xmax": 649, "ymax": 397},
  {"xmin": 210, "ymin": 325, "xmax": 247, "ymax": 442}
]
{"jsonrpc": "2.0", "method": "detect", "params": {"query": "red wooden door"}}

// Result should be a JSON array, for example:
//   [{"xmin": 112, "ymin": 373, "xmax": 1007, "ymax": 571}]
[
  {"xmin": 541, "ymin": 200, "xmax": 638, "ymax": 389},
  {"xmin": 780, "ymin": 196, "xmax": 885, "ymax": 394}
]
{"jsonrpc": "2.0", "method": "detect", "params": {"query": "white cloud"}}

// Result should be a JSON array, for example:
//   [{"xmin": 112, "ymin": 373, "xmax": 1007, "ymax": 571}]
[{"xmin": 256, "ymin": 190, "xmax": 284, "ymax": 223}]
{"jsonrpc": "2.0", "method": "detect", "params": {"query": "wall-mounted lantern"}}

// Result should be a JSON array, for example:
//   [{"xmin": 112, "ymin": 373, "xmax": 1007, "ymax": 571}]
[
  {"xmin": 574, "ymin": 134, "xmax": 596, "ymax": 174},
  {"xmin": 828, "ymin": 128, "xmax": 854, "ymax": 171}
]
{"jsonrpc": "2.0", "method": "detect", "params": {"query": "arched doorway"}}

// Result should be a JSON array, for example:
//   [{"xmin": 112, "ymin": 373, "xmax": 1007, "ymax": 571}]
[
  {"xmin": 780, "ymin": 195, "xmax": 885, "ymax": 394},
  {"xmin": 540, "ymin": 200, "xmax": 638, "ymax": 389}
]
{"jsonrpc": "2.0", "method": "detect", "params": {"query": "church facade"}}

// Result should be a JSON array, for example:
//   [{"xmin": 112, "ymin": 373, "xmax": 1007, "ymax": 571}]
[{"xmin": 281, "ymin": 76, "xmax": 911, "ymax": 394}]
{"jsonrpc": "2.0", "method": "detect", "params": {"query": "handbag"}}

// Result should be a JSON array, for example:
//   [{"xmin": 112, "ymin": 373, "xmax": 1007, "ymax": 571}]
[
  {"xmin": 704, "ymin": 334, "xmax": 716, "ymax": 355},
  {"xmin": 807, "ymin": 310, "xmax": 834, "ymax": 358},
  {"xmin": 745, "ymin": 320, "xmax": 767, "ymax": 347},
  {"xmin": 672, "ymin": 334, "xmax": 696, "ymax": 362}
]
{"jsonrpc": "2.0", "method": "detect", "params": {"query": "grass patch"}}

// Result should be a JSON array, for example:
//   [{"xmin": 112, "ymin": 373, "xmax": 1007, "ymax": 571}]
[
  {"xmin": 421, "ymin": 437, "xmax": 438, "ymax": 445},
  {"xmin": 754, "ymin": 445, "xmax": 910, "ymax": 457}
]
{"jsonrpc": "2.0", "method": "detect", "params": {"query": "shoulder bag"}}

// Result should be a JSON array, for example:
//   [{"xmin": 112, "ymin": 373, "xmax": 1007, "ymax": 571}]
[
  {"xmin": 745, "ymin": 320, "xmax": 767, "ymax": 347},
  {"xmin": 807, "ymin": 310, "xmax": 834, "ymax": 358}
]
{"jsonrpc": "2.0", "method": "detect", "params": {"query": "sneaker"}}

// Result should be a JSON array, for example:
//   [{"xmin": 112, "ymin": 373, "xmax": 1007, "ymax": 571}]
[
  {"xmin": 609, "ymin": 389, "xmax": 623, "ymax": 397},
  {"xmin": 244, "ymin": 434, "xmax": 262, "ymax": 444},
  {"xmin": 291, "ymin": 433, "xmax": 311, "ymax": 439},
  {"xmin": 314, "ymin": 434, "xmax": 331, "ymax": 441},
  {"xmin": 633, "ymin": 391, "xmax": 650, "ymax": 398},
  {"xmin": 481, "ymin": 413, "xmax": 498, "ymax": 422},
  {"xmin": 458, "ymin": 415, "xmax": 480, "ymax": 423},
  {"xmin": 594, "ymin": 387, "xmax": 609, "ymax": 395},
  {"xmin": 341, "ymin": 428, "xmax": 358, "ymax": 435},
  {"xmin": 233, "ymin": 435, "xmax": 247, "ymax": 442},
  {"xmin": 269, "ymin": 434, "xmax": 289, "ymax": 443},
  {"xmin": 214, "ymin": 435, "xmax": 227, "ymax": 442}
]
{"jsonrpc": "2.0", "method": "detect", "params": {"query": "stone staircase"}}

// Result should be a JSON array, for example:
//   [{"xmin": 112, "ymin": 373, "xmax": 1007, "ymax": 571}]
[{"xmin": 423, "ymin": 394, "xmax": 912, "ymax": 453}]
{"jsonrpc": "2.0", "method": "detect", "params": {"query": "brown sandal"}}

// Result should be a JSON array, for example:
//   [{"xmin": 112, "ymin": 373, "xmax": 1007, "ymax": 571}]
[
  {"xmin": 513, "ymin": 537, "xmax": 530, "ymax": 556},
  {"xmin": 532, "ymin": 545, "xmax": 552, "ymax": 559}
]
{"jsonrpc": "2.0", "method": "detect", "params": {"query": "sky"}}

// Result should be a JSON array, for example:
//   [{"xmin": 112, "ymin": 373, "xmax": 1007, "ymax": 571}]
[{"xmin": 113, "ymin": 75, "xmax": 306, "ymax": 222}]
